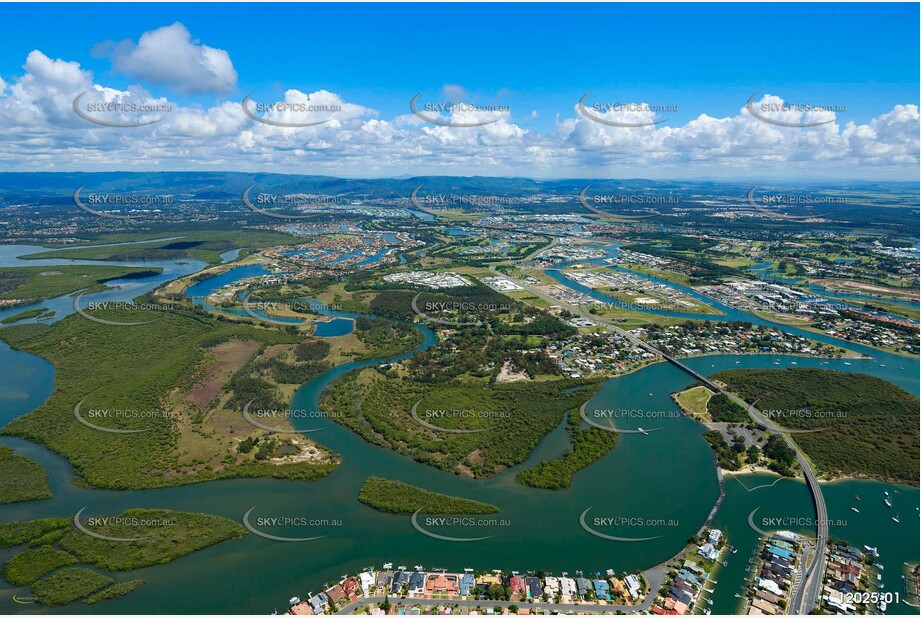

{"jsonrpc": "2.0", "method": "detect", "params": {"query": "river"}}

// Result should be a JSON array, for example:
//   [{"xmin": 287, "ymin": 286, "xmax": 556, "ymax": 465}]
[{"xmin": 0, "ymin": 244, "xmax": 917, "ymax": 615}]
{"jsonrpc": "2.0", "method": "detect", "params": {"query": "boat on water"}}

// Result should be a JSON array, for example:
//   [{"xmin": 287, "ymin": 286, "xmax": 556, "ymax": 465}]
[
  {"xmin": 892, "ymin": 514, "xmax": 900, "ymax": 523},
  {"xmin": 844, "ymin": 361, "xmax": 851, "ymax": 365},
  {"xmin": 854, "ymin": 495, "xmax": 861, "ymax": 501},
  {"xmin": 852, "ymin": 507, "xmax": 860, "ymax": 513},
  {"xmin": 864, "ymin": 545, "xmax": 879, "ymax": 556},
  {"xmin": 885, "ymin": 499, "xmax": 892, "ymax": 508},
  {"xmin": 731, "ymin": 546, "xmax": 738, "ymax": 554},
  {"xmin": 637, "ymin": 427, "xmax": 649, "ymax": 435},
  {"xmin": 879, "ymin": 600, "xmax": 888, "ymax": 611}
]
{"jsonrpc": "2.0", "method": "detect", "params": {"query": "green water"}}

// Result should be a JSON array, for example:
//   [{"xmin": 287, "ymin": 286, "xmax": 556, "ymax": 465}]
[
  {"xmin": 1, "ymin": 351, "xmax": 917, "ymax": 614},
  {"xmin": 710, "ymin": 474, "xmax": 919, "ymax": 615},
  {"xmin": 0, "ymin": 247, "xmax": 917, "ymax": 614}
]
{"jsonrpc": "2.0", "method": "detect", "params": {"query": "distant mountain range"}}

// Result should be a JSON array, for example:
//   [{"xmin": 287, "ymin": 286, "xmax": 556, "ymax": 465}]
[{"xmin": 0, "ymin": 172, "xmax": 916, "ymax": 201}]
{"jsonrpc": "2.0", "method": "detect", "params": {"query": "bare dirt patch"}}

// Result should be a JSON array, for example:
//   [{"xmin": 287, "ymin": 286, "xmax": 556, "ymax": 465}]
[{"xmin": 184, "ymin": 339, "xmax": 261, "ymax": 409}]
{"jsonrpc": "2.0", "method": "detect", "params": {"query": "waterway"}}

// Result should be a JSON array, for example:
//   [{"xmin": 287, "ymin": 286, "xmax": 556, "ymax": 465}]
[{"xmin": 0, "ymin": 243, "xmax": 917, "ymax": 615}]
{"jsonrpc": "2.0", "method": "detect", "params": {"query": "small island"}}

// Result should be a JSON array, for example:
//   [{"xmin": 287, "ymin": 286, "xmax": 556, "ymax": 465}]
[
  {"xmin": 358, "ymin": 477, "xmax": 499, "ymax": 514},
  {"xmin": 0, "ymin": 446, "xmax": 52, "ymax": 504}
]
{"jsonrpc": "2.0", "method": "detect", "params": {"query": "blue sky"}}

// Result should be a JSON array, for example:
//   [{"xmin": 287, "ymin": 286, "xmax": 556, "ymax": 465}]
[{"xmin": 0, "ymin": 3, "xmax": 918, "ymax": 179}]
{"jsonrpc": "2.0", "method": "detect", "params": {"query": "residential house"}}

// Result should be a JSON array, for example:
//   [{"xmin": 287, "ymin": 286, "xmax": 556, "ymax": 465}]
[
  {"xmin": 525, "ymin": 577, "xmax": 542, "ymax": 599},
  {"xmin": 289, "ymin": 601, "xmax": 313, "ymax": 615},
  {"xmin": 307, "ymin": 594, "xmax": 328, "ymax": 615},
  {"xmin": 575, "ymin": 577, "xmax": 592, "ymax": 598},
  {"xmin": 358, "ymin": 571, "xmax": 375, "ymax": 593},
  {"xmin": 408, "ymin": 571, "xmax": 425, "ymax": 596},
  {"xmin": 698, "ymin": 543, "xmax": 719, "ymax": 561},
  {"xmin": 624, "ymin": 574, "xmax": 641, "ymax": 599},
  {"xmin": 459, "ymin": 573, "xmax": 475, "ymax": 597},
  {"xmin": 426, "ymin": 574, "xmax": 459, "ymax": 595},
  {"xmin": 593, "ymin": 579, "xmax": 611, "ymax": 601},
  {"xmin": 508, "ymin": 575, "xmax": 527, "ymax": 597},
  {"xmin": 751, "ymin": 599, "xmax": 778, "ymax": 615},
  {"xmin": 391, "ymin": 571, "xmax": 409, "ymax": 595}
]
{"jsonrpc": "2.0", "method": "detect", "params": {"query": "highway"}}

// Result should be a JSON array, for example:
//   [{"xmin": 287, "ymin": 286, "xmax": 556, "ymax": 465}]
[{"xmin": 512, "ymin": 269, "xmax": 827, "ymax": 613}]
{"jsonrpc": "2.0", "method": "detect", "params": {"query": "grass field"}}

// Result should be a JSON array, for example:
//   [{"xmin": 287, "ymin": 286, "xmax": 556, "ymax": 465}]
[{"xmin": 672, "ymin": 385, "xmax": 714, "ymax": 421}]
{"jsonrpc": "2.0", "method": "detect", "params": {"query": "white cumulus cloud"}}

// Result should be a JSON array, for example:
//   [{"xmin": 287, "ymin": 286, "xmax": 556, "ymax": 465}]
[{"xmin": 93, "ymin": 22, "xmax": 237, "ymax": 95}]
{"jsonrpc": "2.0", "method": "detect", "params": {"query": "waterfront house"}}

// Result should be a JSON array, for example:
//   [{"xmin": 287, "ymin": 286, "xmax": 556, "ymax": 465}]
[
  {"xmin": 525, "ymin": 577, "xmax": 542, "ymax": 599},
  {"xmin": 751, "ymin": 599, "xmax": 778, "ymax": 615},
  {"xmin": 575, "ymin": 576, "xmax": 592, "ymax": 598},
  {"xmin": 697, "ymin": 542, "xmax": 719, "ymax": 561},
  {"xmin": 682, "ymin": 561, "xmax": 705, "ymax": 578},
  {"xmin": 408, "ymin": 571, "xmax": 425, "ymax": 596},
  {"xmin": 708, "ymin": 529, "xmax": 722, "ymax": 544},
  {"xmin": 508, "ymin": 575, "xmax": 527, "ymax": 597},
  {"xmin": 667, "ymin": 585, "xmax": 692, "ymax": 606},
  {"xmin": 663, "ymin": 597, "xmax": 689, "ymax": 615},
  {"xmin": 834, "ymin": 544, "xmax": 864, "ymax": 562},
  {"xmin": 325, "ymin": 584, "xmax": 347, "ymax": 607},
  {"xmin": 759, "ymin": 570, "xmax": 784, "ymax": 587},
  {"xmin": 544, "ymin": 576, "xmax": 560, "ymax": 596},
  {"xmin": 391, "ymin": 570, "xmax": 410, "ymax": 595},
  {"xmin": 307, "ymin": 593, "xmax": 328, "ymax": 614},
  {"xmin": 342, "ymin": 577, "xmax": 360, "ymax": 602},
  {"xmin": 755, "ymin": 590, "xmax": 782, "ymax": 605},
  {"xmin": 609, "ymin": 577, "xmax": 627, "ymax": 600},
  {"xmin": 376, "ymin": 572, "xmax": 392, "ymax": 591},
  {"xmin": 766, "ymin": 545, "xmax": 794, "ymax": 561},
  {"xmin": 672, "ymin": 578, "xmax": 695, "ymax": 595},
  {"xmin": 770, "ymin": 539, "xmax": 797, "ymax": 553},
  {"xmin": 624, "ymin": 574, "xmax": 641, "ymax": 599},
  {"xmin": 459, "ymin": 573, "xmax": 475, "ymax": 597},
  {"xmin": 289, "ymin": 601, "xmax": 313, "ymax": 615},
  {"xmin": 358, "ymin": 571, "xmax": 375, "ymax": 593},
  {"xmin": 755, "ymin": 577, "xmax": 783, "ymax": 597},
  {"xmin": 823, "ymin": 589, "xmax": 857, "ymax": 613},
  {"xmin": 593, "ymin": 579, "xmax": 611, "ymax": 601},
  {"xmin": 676, "ymin": 570, "xmax": 700, "ymax": 587},
  {"xmin": 426, "ymin": 574, "xmax": 459, "ymax": 595},
  {"xmin": 560, "ymin": 577, "xmax": 576, "ymax": 602}
]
